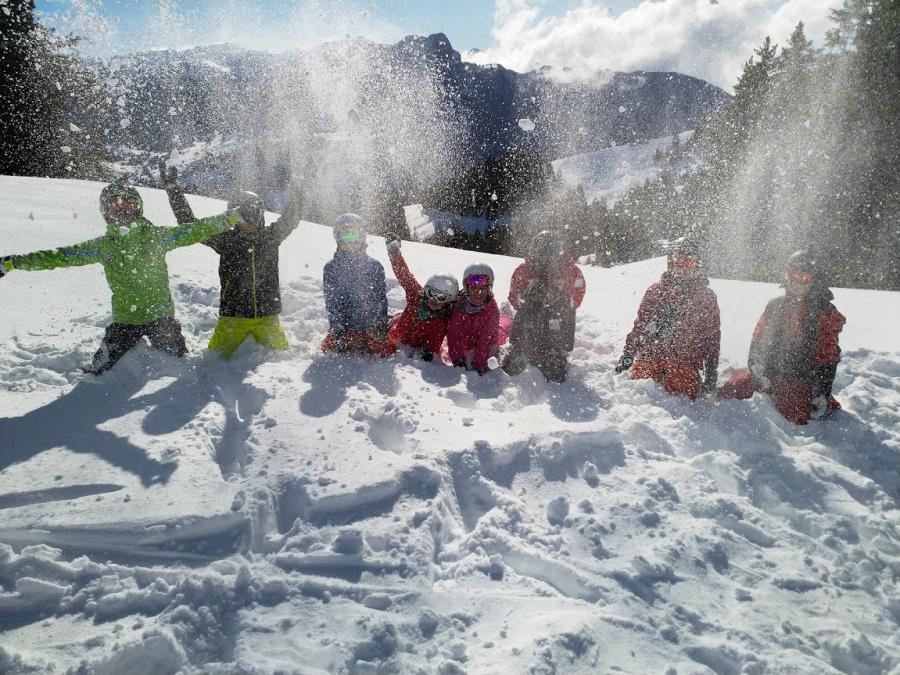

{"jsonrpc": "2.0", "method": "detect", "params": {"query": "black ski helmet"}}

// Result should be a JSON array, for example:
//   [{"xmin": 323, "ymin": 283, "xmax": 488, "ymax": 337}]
[
  {"xmin": 99, "ymin": 181, "xmax": 143, "ymax": 216},
  {"xmin": 670, "ymin": 237, "xmax": 701, "ymax": 259},
  {"xmin": 527, "ymin": 230, "xmax": 564, "ymax": 269},
  {"xmin": 787, "ymin": 248, "xmax": 817, "ymax": 274},
  {"xmin": 228, "ymin": 190, "xmax": 265, "ymax": 226},
  {"xmin": 333, "ymin": 213, "xmax": 367, "ymax": 246}
]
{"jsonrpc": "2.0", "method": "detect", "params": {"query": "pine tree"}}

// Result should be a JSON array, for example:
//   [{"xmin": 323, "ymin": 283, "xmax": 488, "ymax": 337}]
[{"xmin": 0, "ymin": 1, "xmax": 109, "ymax": 177}]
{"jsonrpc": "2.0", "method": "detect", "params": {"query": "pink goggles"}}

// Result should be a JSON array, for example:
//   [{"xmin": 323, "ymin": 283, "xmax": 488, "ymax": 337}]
[{"xmin": 465, "ymin": 274, "xmax": 492, "ymax": 288}]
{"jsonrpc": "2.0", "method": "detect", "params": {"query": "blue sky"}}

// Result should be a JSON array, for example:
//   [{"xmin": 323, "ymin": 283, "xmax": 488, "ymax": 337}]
[
  {"xmin": 34, "ymin": 1, "xmax": 635, "ymax": 55},
  {"xmin": 34, "ymin": 0, "xmax": 834, "ymax": 89}
]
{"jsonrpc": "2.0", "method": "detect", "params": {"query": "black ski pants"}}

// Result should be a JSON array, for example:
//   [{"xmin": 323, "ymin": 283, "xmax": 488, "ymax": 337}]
[{"xmin": 88, "ymin": 316, "xmax": 187, "ymax": 374}]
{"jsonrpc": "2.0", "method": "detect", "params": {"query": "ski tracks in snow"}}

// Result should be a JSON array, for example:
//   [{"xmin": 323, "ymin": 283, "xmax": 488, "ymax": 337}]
[{"xmin": 7, "ymin": 301, "xmax": 898, "ymax": 672}]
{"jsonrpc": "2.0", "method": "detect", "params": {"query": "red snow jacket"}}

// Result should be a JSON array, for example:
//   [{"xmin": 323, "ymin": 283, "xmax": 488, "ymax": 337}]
[
  {"xmin": 625, "ymin": 273, "xmax": 720, "ymax": 371},
  {"xmin": 748, "ymin": 289, "xmax": 845, "ymax": 380},
  {"xmin": 508, "ymin": 257, "xmax": 586, "ymax": 311},
  {"xmin": 447, "ymin": 295, "xmax": 500, "ymax": 374},
  {"xmin": 387, "ymin": 250, "xmax": 452, "ymax": 353}
]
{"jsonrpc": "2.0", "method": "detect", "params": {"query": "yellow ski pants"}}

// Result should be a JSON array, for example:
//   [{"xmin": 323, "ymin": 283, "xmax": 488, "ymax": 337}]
[{"xmin": 208, "ymin": 315, "xmax": 289, "ymax": 357}]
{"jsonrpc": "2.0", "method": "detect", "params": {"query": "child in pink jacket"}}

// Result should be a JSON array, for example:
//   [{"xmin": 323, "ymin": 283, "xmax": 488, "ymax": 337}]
[{"xmin": 447, "ymin": 263, "xmax": 501, "ymax": 374}]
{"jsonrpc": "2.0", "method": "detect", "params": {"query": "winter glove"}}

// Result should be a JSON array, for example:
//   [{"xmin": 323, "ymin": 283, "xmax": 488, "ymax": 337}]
[
  {"xmin": 701, "ymin": 362, "xmax": 718, "ymax": 396},
  {"xmin": 0, "ymin": 256, "xmax": 14, "ymax": 278},
  {"xmin": 614, "ymin": 352, "xmax": 634, "ymax": 374},
  {"xmin": 452, "ymin": 359, "xmax": 467, "ymax": 369},
  {"xmin": 386, "ymin": 239, "xmax": 402, "ymax": 254},
  {"xmin": 809, "ymin": 395, "xmax": 829, "ymax": 420},
  {"xmin": 811, "ymin": 363, "xmax": 837, "ymax": 398},
  {"xmin": 421, "ymin": 350, "xmax": 434, "ymax": 362}
]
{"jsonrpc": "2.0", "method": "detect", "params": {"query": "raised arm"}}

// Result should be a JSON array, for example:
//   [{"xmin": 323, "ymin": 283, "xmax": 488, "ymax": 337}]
[
  {"xmin": 159, "ymin": 212, "xmax": 239, "ymax": 252},
  {"xmin": 272, "ymin": 186, "xmax": 304, "ymax": 244},
  {"xmin": 387, "ymin": 245, "xmax": 421, "ymax": 303},
  {"xmin": 159, "ymin": 158, "xmax": 197, "ymax": 225},
  {"xmin": 8, "ymin": 237, "xmax": 105, "ymax": 271}
]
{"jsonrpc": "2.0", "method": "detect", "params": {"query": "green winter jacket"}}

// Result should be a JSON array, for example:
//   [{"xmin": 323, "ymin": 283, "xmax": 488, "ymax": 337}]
[{"xmin": 13, "ymin": 213, "xmax": 238, "ymax": 325}]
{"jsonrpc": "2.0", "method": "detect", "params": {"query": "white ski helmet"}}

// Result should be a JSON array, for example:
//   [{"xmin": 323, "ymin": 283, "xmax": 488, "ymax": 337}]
[
  {"xmin": 424, "ymin": 273, "xmax": 459, "ymax": 299},
  {"xmin": 462, "ymin": 262, "xmax": 494, "ymax": 287},
  {"xmin": 333, "ymin": 213, "xmax": 367, "ymax": 244}
]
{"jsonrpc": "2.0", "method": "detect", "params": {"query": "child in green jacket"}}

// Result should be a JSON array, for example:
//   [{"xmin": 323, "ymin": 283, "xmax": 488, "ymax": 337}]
[{"xmin": 0, "ymin": 181, "xmax": 241, "ymax": 374}]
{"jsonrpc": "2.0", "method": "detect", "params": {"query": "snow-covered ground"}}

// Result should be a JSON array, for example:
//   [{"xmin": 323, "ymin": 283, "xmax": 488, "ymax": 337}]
[
  {"xmin": 553, "ymin": 131, "xmax": 696, "ymax": 205},
  {"xmin": 1, "ymin": 176, "xmax": 899, "ymax": 674}
]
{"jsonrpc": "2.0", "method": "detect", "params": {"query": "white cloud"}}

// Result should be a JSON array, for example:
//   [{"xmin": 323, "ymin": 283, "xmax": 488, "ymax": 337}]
[{"xmin": 465, "ymin": 0, "xmax": 838, "ymax": 91}]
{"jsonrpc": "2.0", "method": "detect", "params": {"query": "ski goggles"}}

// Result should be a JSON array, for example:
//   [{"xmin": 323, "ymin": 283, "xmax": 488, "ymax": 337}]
[
  {"xmin": 464, "ymin": 274, "xmax": 492, "ymax": 288},
  {"xmin": 672, "ymin": 255, "xmax": 700, "ymax": 270},
  {"xmin": 337, "ymin": 230, "xmax": 362, "ymax": 244},
  {"xmin": 788, "ymin": 269, "xmax": 813, "ymax": 284},
  {"xmin": 424, "ymin": 286, "xmax": 453, "ymax": 304}
]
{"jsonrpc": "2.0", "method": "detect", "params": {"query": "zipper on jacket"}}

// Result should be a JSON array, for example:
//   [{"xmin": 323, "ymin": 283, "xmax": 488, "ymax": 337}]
[
  {"xmin": 222, "ymin": 280, "xmax": 229, "ymax": 302},
  {"xmin": 251, "ymin": 247, "xmax": 258, "ymax": 318}
]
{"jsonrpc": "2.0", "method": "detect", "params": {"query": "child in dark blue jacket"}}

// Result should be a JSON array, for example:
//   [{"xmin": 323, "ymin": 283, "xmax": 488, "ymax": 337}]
[{"xmin": 321, "ymin": 214, "xmax": 395, "ymax": 357}]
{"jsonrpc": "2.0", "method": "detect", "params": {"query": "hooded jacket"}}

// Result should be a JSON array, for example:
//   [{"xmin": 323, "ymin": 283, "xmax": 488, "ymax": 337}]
[
  {"xmin": 12, "ymin": 213, "xmax": 236, "ymax": 325},
  {"xmin": 624, "ymin": 272, "xmax": 720, "ymax": 372},
  {"xmin": 387, "ymin": 250, "xmax": 453, "ymax": 353}
]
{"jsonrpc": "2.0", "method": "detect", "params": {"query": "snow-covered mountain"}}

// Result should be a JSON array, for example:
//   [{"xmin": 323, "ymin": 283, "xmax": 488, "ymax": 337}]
[
  {"xmin": 1, "ymin": 177, "xmax": 898, "ymax": 674},
  {"xmin": 553, "ymin": 131, "xmax": 698, "ymax": 206},
  {"xmin": 98, "ymin": 35, "xmax": 727, "ymax": 186}
]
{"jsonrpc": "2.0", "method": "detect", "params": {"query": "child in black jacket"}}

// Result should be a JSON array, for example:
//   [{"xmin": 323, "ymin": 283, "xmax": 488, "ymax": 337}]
[{"xmin": 160, "ymin": 160, "xmax": 302, "ymax": 357}]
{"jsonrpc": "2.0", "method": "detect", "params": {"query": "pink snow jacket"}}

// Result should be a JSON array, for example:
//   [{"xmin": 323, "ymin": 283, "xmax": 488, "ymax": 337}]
[{"xmin": 446, "ymin": 294, "xmax": 500, "ymax": 374}]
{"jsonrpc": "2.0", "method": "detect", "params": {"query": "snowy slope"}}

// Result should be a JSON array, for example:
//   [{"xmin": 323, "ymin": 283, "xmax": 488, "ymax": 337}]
[
  {"xmin": 552, "ymin": 131, "xmax": 696, "ymax": 205},
  {"xmin": 404, "ymin": 204, "xmax": 507, "ymax": 240},
  {"xmin": 1, "ymin": 177, "xmax": 899, "ymax": 675}
]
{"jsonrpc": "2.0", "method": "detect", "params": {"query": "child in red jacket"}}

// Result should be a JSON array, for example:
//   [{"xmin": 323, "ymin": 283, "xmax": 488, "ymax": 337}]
[
  {"xmin": 503, "ymin": 230, "xmax": 586, "ymax": 382},
  {"xmin": 719, "ymin": 249, "xmax": 845, "ymax": 424},
  {"xmin": 447, "ymin": 263, "xmax": 501, "ymax": 375},
  {"xmin": 385, "ymin": 239, "xmax": 458, "ymax": 361},
  {"xmin": 615, "ymin": 238, "xmax": 720, "ymax": 399}
]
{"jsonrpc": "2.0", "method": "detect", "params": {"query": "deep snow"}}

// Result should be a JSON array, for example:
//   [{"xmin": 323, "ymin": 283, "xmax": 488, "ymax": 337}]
[{"xmin": 0, "ymin": 177, "xmax": 898, "ymax": 674}]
